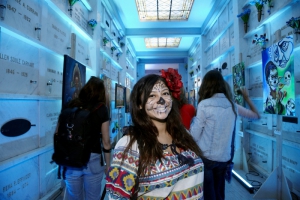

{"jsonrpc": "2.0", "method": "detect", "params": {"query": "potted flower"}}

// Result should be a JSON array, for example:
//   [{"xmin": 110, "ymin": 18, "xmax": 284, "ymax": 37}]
[
  {"xmin": 103, "ymin": 37, "xmax": 109, "ymax": 46},
  {"xmin": 263, "ymin": 0, "xmax": 274, "ymax": 15},
  {"xmin": 189, "ymin": 70, "xmax": 194, "ymax": 77},
  {"xmin": 252, "ymin": 33, "xmax": 269, "ymax": 50},
  {"xmin": 249, "ymin": 0, "xmax": 264, "ymax": 22},
  {"xmin": 116, "ymin": 52, "xmax": 122, "ymax": 61},
  {"xmin": 237, "ymin": 8, "xmax": 251, "ymax": 33},
  {"xmin": 286, "ymin": 17, "xmax": 300, "ymax": 34},
  {"xmin": 120, "ymin": 42, "xmax": 125, "ymax": 48},
  {"xmin": 87, "ymin": 19, "xmax": 97, "ymax": 35},
  {"xmin": 111, "ymin": 46, "xmax": 116, "ymax": 55}
]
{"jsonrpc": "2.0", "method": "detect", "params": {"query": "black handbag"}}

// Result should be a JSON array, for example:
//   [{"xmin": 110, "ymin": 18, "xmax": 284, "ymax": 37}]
[{"xmin": 225, "ymin": 116, "xmax": 237, "ymax": 183}]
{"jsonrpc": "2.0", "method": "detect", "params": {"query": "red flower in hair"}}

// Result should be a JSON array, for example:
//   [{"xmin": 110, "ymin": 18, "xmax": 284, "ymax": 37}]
[{"xmin": 161, "ymin": 68, "xmax": 183, "ymax": 99}]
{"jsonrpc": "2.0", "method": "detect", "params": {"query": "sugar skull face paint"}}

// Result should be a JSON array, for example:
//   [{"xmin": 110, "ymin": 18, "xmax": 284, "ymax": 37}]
[{"xmin": 145, "ymin": 81, "xmax": 172, "ymax": 120}]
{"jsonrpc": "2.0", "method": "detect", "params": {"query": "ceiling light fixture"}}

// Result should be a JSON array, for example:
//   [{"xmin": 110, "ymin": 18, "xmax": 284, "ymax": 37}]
[
  {"xmin": 145, "ymin": 37, "xmax": 181, "ymax": 48},
  {"xmin": 136, "ymin": 0, "xmax": 194, "ymax": 21}
]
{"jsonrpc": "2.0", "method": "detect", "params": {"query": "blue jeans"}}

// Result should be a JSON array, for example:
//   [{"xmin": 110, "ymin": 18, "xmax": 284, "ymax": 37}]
[
  {"xmin": 202, "ymin": 157, "xmax": 228, "ymax": 200},
  {"xmin": 64, "ymin": 153, "xmax": 106, "ymax": 200}
]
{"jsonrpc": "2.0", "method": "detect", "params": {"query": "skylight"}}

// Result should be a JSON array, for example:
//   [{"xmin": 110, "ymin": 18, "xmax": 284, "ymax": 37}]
[
  {"xmin": 136, "ymin": 0, "xmax": 195, "ymax": 21},
  {"xmin": 145, "ymin": 37, "xmax": 181, "ymax": 48}
]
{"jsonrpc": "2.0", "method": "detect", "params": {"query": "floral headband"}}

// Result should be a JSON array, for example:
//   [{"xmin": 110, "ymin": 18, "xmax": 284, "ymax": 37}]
[{"xmin": 161, "ymin": 68, "xmax": 183, "ymax": 100}]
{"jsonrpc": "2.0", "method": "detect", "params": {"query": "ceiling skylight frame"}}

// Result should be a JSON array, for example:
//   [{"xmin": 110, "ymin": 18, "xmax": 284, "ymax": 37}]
[
  {"xmin": 135, "ymin": 0, "xmax": 195, "ymax": 21},
  {"xmin": 145, "ymin": 37, "xmax": 181, "ymax": 48}
]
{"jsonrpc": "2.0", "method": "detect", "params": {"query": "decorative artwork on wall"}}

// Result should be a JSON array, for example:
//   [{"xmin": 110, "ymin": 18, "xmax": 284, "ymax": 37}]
[
  {"xmin": 232, "ymin": 62, "xmax": 245, "ymax": 105},
  {"xmin": 189, "ymin": 89, "xmax": 195, "ymax": 106},
  {"xmin": 100, "ymin": 74, "xmax": 112, "ymax": 119},
  {"xmin": 115, "ymin": 83, "xmax": 125, "ymax": 108},
  {"xmin": 125, "ymin": 87, "xmax": 131, "ymax": 113},
  {"xmin": 262, "ymin": 36, "xmax": 295, "ymax": 116},
  {"xmin": 62, "ymin": 55, "xmax": 86, "ymax": 109}
]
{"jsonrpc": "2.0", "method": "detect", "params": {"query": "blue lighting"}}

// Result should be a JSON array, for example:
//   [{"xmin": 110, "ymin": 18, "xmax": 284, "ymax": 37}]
[
  {"xmin": 46, "ymin": 166, "xmax": 59, "ymax": 176},
  {"xmin": 81, "ymin": 0, "xmax": 92, "ymax": 11},
  {"xmin": 0, "ymin": 24, "xmax": 63, "ymax": 59},
  {"xmin": 232, "ymin": 170, "xmax": 252, "ymax": 187},
  {"xmin": 45, "ymin": 0, "xmax": 92, "ymax": 41},
  {"xmin": 126, "ymin": 72, "xmax": 134, "ymax": 80},
  {"xmin": 100, "ymin": 49, "xmax": 123, "ymax": 70},
  {"xmin": 126, "ymin": 58, "xmax": 135, "ymax": 69}
]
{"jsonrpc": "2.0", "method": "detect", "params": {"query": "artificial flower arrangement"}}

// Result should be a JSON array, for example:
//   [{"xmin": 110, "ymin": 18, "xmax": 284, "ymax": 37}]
[
  {"xmin": 68, "ymin": 0, "xmax": 78, "ymax": 16},
  {"xmin": 249, "ymin": 0, "xmax": 264, "ymax": 22},
  {"xmin": 111, "ymin": 46, "xmax": 117, "ymax": 54},
  {"xmin": 161, "ymin": 68, "xmax": 183, "ymax": 100},
  {"xmin": 262, "ymin": 0, "xmax": 273, "ymax": 14},
  {"xmin": 120, "ymin": 42, "xmax": 125, "ymax": 48},
  {"xmin": 69, "ymin": 0, "xmax": 78, "ymax": 6},
  {"xmin": 237, "ymin": 8, "xmax": 251, "ymax": 33},
  {"xmin": 252, "ymin": 33, "xmax": 269, "ymax": 49},
  {"xmin": 112, "ymin": 122, "xmax": 119, "ymax": 133},
  {"xmin": 87, "ymin": 19, "xmax": 97, "ymax": 29},
  {"xmin": 116, "ymin": 52, "xmax": 122, "ymax": 60},
  {"xmin": 103, "ymin": 37, "xmax": 109, "ymax": 46},
  {"xmin": 117, "ymin": 36, "xmax": 123, "ymax": 44},
  {"xmin": 286, "ymin": 17, "xmax": 300, "ymax": 34},
  {"xmin": 189, "ymin": 70, "xmax": 194, "ymax": 77}
]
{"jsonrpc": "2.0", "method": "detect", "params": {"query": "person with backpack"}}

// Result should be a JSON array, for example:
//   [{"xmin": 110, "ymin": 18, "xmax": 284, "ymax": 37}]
[
  {"xmin": 53, "ymin": 76, "xmax": 111, "ymax": 200},
  {"xmin": 105, "ymin": 73, "xmax": 204, "ymax": 199}
]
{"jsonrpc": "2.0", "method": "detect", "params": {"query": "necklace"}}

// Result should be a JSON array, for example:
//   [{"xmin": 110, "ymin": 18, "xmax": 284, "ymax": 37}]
[
  {"xmin": 160, "ymin": 142, "xmax": 194, "ymax": 166},
  {"xmin": 161, "ymin": 143, "xmax": 175, "ymax": 151}
]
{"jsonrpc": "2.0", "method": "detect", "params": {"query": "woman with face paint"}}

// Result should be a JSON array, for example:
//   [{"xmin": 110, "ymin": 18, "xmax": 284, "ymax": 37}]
[{"xmin": 105, "ymin": 74, "xmax": 204, "ymax": 199}]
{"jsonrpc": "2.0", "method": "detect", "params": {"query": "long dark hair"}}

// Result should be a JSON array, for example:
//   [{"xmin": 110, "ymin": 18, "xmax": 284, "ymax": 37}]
[
  {"xmin": 68, "ymin": 76, "xmax": 106, "ymax": 110},
  {"xmin": 124, "ymin": 74, "xmax": 202, "ymax": 176},
  {"xmin": 198, "ymin": 70, "xmax": 236, "ymax": 116}
]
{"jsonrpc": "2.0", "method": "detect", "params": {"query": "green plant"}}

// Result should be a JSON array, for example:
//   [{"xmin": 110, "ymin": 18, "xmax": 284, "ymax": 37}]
[
  {"xmin": 253, "ymin": 33, "xmax": 269, "ymax": 49},
  {"xmin": 286, "ymin": 17, "xmax": 300, "ymax": 33},
  {"xmin": 69, "ymin": 0, "xmax": 78, "ymax": 6},
  {"xmin": 237, "ymin": 9, "xmax": 251, "ymax": 24},
  {"xmin": 103, "ymin": 37, "xmax": 109, "ymax": 46},
  {"xmin": 111, "ymin": 46, "xmax": 116, "ymax": 54},
  {"xmin": 250, "ymin": 0, "xmax": 264, "ymax": 11},
  {"xmin": 87, "ymin": 19, "xmax": 97, "ymax": 29}
]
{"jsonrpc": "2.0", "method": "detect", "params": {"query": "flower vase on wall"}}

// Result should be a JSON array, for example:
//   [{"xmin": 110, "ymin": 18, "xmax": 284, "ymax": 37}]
[
  {"xmin": 244, "ymin": 23, "xmax": 248, "ymax": 33},
  {"xmin": 294, "ymin": 28, "xmax": 300, "ymax": 34},
  {"xmin": 258, "ymin": 10, "xmax": 262, "ymax": 22}
]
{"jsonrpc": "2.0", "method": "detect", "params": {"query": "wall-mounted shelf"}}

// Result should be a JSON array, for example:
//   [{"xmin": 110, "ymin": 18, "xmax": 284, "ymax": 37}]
[
  {"xmin": 126, "ymin": 72, "xmax": 134, "ymax": 80},
  {"xmin": 101, "ymin": 25, "xmax": 123, "ymax": 51},
  {"xmin": 0, "ymin": 23, "xmax": 62, "ymax": 59},
  {"xmin": 246, "ymin": 129, "xmax": 300, "ymax": 149},
  {"xmin": 243, "ymin": 0, "xmax": 297, "ymax": 38},
  {"xmin": 0, "ymin": 93, "xmax": 62, "ymax": 100},
  {"xmin": 100, "ymin": 48, "xmax": 122, "ymax": 70},
  {"xmin": 126, "ymin": 58, "xmax": 135, "ymax": 69}
]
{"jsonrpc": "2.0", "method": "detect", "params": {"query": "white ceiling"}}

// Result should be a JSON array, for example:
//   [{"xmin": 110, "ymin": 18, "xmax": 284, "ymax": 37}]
[{"xmin": 108, "ymin": 0, "xmax": 225, "ymax": 65}]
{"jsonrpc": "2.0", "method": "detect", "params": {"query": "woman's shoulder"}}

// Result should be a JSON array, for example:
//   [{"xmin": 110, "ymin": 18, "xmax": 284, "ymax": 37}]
[{"xmin": 115, "ymin": 135, "xmax": 139, "ymax": 152}]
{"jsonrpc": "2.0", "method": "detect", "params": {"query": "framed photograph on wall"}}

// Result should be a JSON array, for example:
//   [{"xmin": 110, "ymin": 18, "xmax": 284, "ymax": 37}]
[
  {"xmin": 62, "ymin": 55, "xmax": 86, "ymax": 109},
  {"xmin": 115, "ymin": 83, "xmax": 125, "ymax": 108},
  {"xmin": 100, "ymin": 74, "xmax": 112, "ymax": 119},
  {"xmin": 125, "ymin": 87, "xmax": 131, "ymax": 113}
]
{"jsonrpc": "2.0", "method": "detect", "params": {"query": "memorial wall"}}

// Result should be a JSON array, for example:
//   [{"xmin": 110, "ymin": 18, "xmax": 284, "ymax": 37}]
[
  {"xmin": 0, "ymin": 0, "xmax": 136, "ymax": 199},
  {"xmin": 188, "ymin": 0, "xmax": 300, "ymax": 197}
]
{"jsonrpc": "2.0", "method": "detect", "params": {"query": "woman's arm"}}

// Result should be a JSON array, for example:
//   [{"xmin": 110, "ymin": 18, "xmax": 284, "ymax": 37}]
[
  {"xmin": 106, "ymin": 136, "xmax": 139, "ymax": 199},
  {"xmin": 101, "ymin": 121, "xmax": 111, "ymax": 172},
  {"xmin": 237, "ymin": 88, "xmax": 260, "ymax": 119}
]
